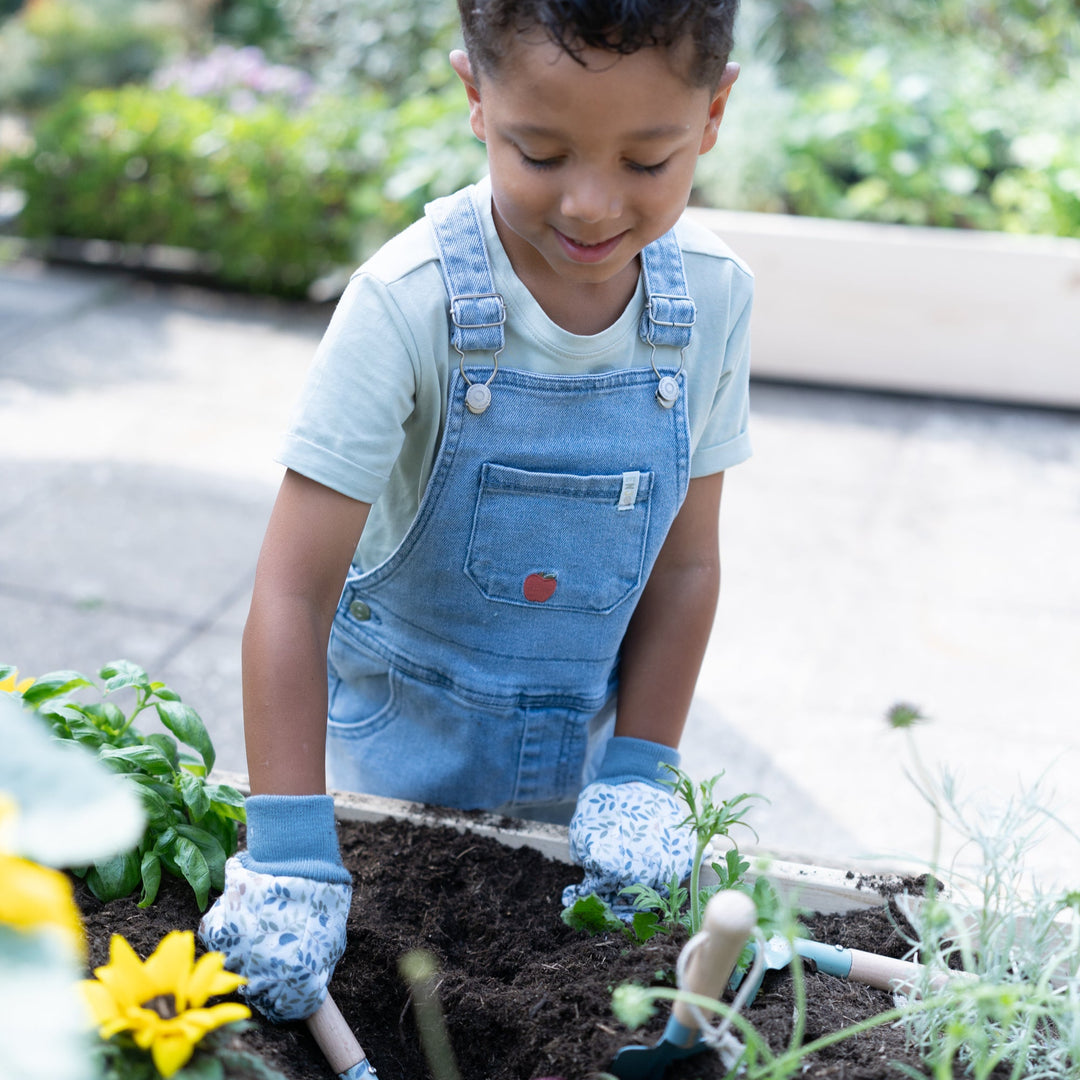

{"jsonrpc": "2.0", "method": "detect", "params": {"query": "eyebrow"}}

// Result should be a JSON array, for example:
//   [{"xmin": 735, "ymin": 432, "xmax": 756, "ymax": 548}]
[{"xmin": 506, "ymin": 122, "xmax": 689, "ymax": 141}]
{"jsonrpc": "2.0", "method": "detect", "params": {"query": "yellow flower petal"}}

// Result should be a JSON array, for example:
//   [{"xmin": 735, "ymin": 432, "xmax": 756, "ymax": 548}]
[
  {"xmin": 144, "ymin": 930, "xmax": 196, "ymax": 1001},
  {"xmin": 151, "ymin": 1030, "xmax": 198, "ymax": 1078},
  {"xmin": 184, "ymin": 1002, "xmax": 252, "ymax": 1032},
  {"xmin": 186, "ymin": 949, "xmax": 246, "ymax": 1007},
  {"xmin": 83, "ymin": 931, "xmax": 250, "ymax": 1067},
  {"xmin": 0, "ymin": 670, "xmax": 33, "ymax": 694},
  {"xmin": 93, "ymin": 934, "xmax": 155, "ymax": 1008},
  {"xmin": 80, "ymin": 980, "xmax": 125, "ymax": 1029},
  {"xmin": 0, "ymin": 853, "xmax": 86, "ymax": 956}
]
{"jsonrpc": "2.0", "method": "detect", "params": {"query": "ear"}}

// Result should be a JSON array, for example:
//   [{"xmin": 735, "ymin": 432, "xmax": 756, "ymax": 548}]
[
  {"xmin": 450, "ymin": 49, "xmax": 487, "ymax": 143},
  {"xmin": 698, "ymin": 62, "xmax": 740, "ymax": 155}
]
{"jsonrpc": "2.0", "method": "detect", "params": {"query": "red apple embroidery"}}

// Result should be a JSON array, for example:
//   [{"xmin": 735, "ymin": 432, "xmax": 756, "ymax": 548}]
[{"xmin": 523, "ymin": 572, "xmax": 557, "ymax": 603}]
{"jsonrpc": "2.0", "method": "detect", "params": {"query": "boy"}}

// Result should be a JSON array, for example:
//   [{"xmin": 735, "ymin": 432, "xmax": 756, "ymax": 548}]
[{"xmin": 201, "ymin": 0, "xmax": 752, "ymax": 1025}]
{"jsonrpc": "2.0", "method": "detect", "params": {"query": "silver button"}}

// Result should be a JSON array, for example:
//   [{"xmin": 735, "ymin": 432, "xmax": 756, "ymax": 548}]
[
  {"xmin": 348, "ymin": 599, "xmax": 371, "ymax": 621},
  {"xmin": 465, "ymin": 383, "xmax": 491, "ymax": 415},
  {"xmin": 656, "ymin": 376, "xmax": 679, "ymax": 409}
]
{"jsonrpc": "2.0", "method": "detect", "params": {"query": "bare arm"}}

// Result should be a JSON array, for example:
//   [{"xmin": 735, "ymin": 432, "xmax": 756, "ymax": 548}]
[
  {"xmin": 242, "ymin": 469, "xmax": 371, "ymax": 796},
  {"xmin": 615, "ymin": 471, "xmax": 725, "ymax": 748}
]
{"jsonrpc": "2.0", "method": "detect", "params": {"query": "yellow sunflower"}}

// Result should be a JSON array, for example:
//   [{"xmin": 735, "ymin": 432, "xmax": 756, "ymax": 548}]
[
  {"xmin": 81, "ymin": 930, "xmax": 250, "ymax": 1078},
  {"xmin": 0, "ymin": 668, "xmax": 34, "ymax": 695},
  {"xmin": 0, "ymin": 794, "xmax": 86, "ymax": 956}
]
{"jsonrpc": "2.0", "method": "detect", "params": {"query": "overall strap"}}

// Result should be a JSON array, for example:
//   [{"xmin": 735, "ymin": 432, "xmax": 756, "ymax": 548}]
[
  {"xmin": 638, "ymin": 227, "xmax": 696, "ymax": 349},
  {"xmin": 426, "ymin": 187, "xmax": 505, "ymax": 413},
  {"xmin": 425, "ymin": 188, "xmax": 506, "ymax": 357},
  {"xmin": 639, "ymin": 227, "xmax": 695, "ymax": 408}
]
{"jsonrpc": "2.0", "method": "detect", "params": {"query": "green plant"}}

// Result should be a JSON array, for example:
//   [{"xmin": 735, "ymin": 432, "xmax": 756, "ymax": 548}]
[
  {"xmin": 0, "ymin": 0, "xmax": 179, "ymax": 110},
  {"xmin": 4, "ymin": 660, "xmax": 244, "ymax": 910},
  {"xmin": 777, "ymin": 43, "xmax": 1080, "ymax": 237},
  {"xmin": 0, "ymin": 76, "xmax": 484, "ymax": 296},
  {"xmin": 562, "ymin": 768, "xmax": 764, "ymax": 944},
  {"xmin": 267, "ymin": 0, "xmax": 462, "ymax": 100},
  {"xmin": 665, "ymin": 766, "xmax": 763, "ymax": 934},
  {"xmin": 885, "ymin": 705, "xmax": 1080, "ymax": 1078},
  {"xmin": 612, "ymin": 710, "xmax": 1080, "ymax": 1078}
]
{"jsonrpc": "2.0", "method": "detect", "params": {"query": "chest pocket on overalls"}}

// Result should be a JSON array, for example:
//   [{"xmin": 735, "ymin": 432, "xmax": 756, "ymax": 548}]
[{"xmin": 465, "ymin": 463, "xmax": 653, "ymax": 614}]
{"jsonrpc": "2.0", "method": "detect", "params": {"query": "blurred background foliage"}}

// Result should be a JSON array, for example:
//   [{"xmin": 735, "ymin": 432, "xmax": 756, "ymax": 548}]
[{"xmin": 0, "ymin": 0, "xmax": 1076, "ymax": 297}]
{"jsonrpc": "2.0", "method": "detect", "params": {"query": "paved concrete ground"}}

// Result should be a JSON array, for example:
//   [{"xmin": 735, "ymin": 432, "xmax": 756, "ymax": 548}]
[{"xmin": 2, "ymin": 257, "xmax": 1078, "ymax": 893}]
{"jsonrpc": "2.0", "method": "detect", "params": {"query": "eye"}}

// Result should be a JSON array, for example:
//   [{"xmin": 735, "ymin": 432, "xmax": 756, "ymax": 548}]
[
  {"xmin": 627, "ymin": 159, "xmax": 670, "ymax": 176},
  {"xmin": 519, "ymin": 151, "xmax": 562, "ymax": 170}
]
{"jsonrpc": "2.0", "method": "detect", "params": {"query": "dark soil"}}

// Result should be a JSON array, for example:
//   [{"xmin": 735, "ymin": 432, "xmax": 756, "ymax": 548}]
[{"xmin": 75, "ymin": 817, "xmax": 967, "ymax": 1079}]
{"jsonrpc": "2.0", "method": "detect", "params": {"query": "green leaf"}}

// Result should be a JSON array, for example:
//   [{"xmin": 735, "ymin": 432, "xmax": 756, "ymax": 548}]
[
  {"xmin": 86, "ymin": 849, "xmax": 142, "ymax": 902},
  {"xmin": 631, "ymin": 910, "xmax": 661, "ymax": 943},
  {"xmin": 172, "ymin": 834, "xmax": 211, "ymax": 910},
  {"xmin": 138, "ymin": 850, "xmax": 163, "ymax": 908},
  {"xmin": 100, "ymin": 659, "xmax": 151, "ymax": 692},
  {"xmin": 68, "ymin": 700, "xmax": 129, "ymax": 737},
  {"xmin": 179, "ymin": 770, "xmax": 212, "ymax": 822},
  {"xmin": 99, "ymin": 744, "xmax": 175, "ymax": 775},
  {"xmin": 176, "ymin": 1053, "xmax": 225, "ymax": 1080},
  {"xmin": 19, "ymin": 670, "xmax": 93, "ymax": 707},
  {"xmin": 207, "ymin": 783, "xmax": 246, "ymax": 820},
  {"xmin": 175, "ymin": 823, "xmax": 227, "ymax": 892},
  {"xmin": 156, "ymin": 700, "xmax": 215, "ymax": 772},
  {"xmin": 145, "ymin": 732, "xmax": 180, "ymax": 769},
  {"xmin": 202, "ymin": 806, "xmax": 242, "ymax": 859},
  {"xmin": 149, "ymin": 681, "xmax": 182, "ymax": 702},
  {"xmin": 131, "ymin": 779, "xmax": 178, "ymax": 825},
  {"xmin": 560, "ymin": 893, "xmax": 626, "ymax": 936}
]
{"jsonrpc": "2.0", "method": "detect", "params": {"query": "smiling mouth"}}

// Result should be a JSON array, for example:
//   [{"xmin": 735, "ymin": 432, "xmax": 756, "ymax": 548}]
[{"xmin": 554, "ymin": 229, "xmax": 626, "ymax": 264}]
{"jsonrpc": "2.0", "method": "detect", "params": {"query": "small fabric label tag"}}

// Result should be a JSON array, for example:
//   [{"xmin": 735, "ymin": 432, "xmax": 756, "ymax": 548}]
[{"xmin": 617, "ymin": 470, "xmax": 641, "ymax": 511}]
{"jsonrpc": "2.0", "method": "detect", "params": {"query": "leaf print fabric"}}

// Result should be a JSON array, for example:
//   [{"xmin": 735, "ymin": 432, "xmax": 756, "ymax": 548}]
[
  {"xmin": 561, "ymin": 780, "xmax": 694, "ymax": 916},
  {"xmin": 199, "ymin": 858, "xmax": 351, "ymax": 1022}
]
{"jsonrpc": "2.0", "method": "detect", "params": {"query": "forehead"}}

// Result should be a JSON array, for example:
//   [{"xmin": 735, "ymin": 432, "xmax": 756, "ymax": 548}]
[{"xmin": 479, "ymin": 36, "xmax": 709, "ymax": 135}]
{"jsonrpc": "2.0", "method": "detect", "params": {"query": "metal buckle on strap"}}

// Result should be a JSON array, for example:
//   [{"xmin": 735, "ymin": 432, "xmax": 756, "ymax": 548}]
[
  {"xmin": 646, "ymin": 294, "xmax": 697, "ymax": 331},
  {"xmin": 450, "ymin": 292, "xmax": 506, "ymax": 332}
]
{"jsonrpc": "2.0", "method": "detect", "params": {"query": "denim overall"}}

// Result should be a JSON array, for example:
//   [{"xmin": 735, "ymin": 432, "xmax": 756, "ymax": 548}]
[{"xmin": 325, "ymin": 188, "xmax": 695, "ymax": 820}]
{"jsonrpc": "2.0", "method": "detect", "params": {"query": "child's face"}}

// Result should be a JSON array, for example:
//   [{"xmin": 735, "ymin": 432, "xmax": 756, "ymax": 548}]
[{"xmin": 452, "ymin": 38, "xmax": 737, "ymax": 307}]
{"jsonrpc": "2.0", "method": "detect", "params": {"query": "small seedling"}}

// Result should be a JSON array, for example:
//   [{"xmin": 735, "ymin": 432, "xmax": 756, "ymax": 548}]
[{"xmin": 562, "ymin": 769, "xmax": 765, "ymax": 944}]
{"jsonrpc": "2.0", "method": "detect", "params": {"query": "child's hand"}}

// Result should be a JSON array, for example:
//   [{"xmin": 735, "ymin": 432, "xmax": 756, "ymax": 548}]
[
  {"xmin": 560, "ymin": 736, "xmax": 694, "ymax": 917},
  {"xmin": 198, "ymin": 795, "xmax": 352, "ymax": 1022}
]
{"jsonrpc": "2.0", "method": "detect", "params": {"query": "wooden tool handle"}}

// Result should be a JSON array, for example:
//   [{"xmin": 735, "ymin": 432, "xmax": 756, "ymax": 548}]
[
  {"xmin": 306, "ymin": 992, "xmax": 369, "ymax": 1076},
  {"xmin": 672, "ymin": 890, "xmax": 757, "ymax": 1030},
  {"xmin": 847, "ymin": 949, "xmax": 969, "ymax": 994}
]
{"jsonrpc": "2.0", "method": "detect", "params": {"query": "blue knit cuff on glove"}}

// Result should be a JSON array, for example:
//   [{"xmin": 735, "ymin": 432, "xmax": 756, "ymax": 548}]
[
  {"xmin": 595, "ymin": 736, "xmax": 681, "ymax": 790},
  {"xmin": 238, "ymin": 794, "xmax": 351, "ymax": 884}
]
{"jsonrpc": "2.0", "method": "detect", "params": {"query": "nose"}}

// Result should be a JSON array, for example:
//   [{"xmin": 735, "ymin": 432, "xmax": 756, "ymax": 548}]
[{"xmin": 560, "ymin": 169, "xmax": 621, "ymax": 225}]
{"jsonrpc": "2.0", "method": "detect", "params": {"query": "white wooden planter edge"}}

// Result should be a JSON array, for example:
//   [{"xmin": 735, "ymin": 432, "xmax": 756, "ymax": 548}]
[{"xmin": 214, "ymin": 770, "xmax": 903, "ymax": 916}]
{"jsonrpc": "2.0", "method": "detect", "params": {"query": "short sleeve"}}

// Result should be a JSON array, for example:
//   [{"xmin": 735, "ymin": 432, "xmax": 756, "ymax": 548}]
[
  {"xmin": 689, "ymin": 286, "xmax": 752, "ymax": 478},
  {"xmin": 276, "ymin": 272, "xmax": 421, "ymax": 504}
]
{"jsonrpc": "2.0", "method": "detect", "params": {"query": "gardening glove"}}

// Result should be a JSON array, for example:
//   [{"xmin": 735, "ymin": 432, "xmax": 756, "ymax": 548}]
[
  {"xmin": 198, "ymin": 794, "xmax": 352, "ymax": 1023},
  {"xmin": 561, "ymin": 736, "xmax": 694, "ymax": 919}
]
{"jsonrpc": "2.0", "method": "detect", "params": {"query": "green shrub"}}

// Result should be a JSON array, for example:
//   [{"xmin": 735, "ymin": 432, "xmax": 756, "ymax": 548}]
[
  {"xmin": 6, "ymin": 86, "xmax": 378, "ymax": 294},
  {"xmin": 2, "ymin": 77, "xmax": 484, "ymax": 295},
  {"xmin": 0, "ymin": 0, "xmax": 178, "ymax": 109},
  {"xmin": 778, "ymin": 45, "xmax": 1080, "ymax": 237},
  {"xmin": 755, "ymin": 0, "xmax": 1080, "ymax": 87},
  {"xmin": 268, "ymin": 0, "xmax": 462, "ymax": 99}
]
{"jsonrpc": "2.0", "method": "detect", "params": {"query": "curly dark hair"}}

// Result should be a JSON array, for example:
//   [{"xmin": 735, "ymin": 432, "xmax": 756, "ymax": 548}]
[{"xmin": 457, "ymin": 0, "xmax": 739, "ymax": 87}]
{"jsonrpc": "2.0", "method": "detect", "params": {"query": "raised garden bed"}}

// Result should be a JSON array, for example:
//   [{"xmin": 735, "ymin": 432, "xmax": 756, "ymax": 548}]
[{"xmin": 75, "ymin": 782, "xmax": 954, "ymax": 1080}]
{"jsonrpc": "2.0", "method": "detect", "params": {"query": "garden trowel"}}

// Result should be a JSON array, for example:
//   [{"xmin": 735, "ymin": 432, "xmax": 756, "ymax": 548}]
[
  {"xmin": 306, "ymin": 992, "xmax": 378, "ymax": 1079},
  {"xmin": 608, "ymin": 889, "xmax": 757, "ymax": 1080},
  {"xmin": 729, "ymin": 934, "xmax": 966, "ymax": 1004}
]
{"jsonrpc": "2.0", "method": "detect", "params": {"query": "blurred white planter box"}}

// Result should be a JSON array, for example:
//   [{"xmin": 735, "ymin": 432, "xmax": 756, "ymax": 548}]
[{"xmin": 689, "ymin": 208, "xmax": 1080, "ymax": 409}]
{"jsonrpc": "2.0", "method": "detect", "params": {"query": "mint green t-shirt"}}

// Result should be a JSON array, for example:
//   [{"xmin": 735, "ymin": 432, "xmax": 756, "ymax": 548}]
[{"xmin": 278, "ymin": 177, "xmax": 754, "ymax": 570}]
